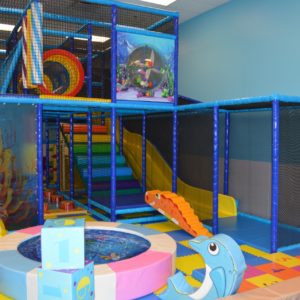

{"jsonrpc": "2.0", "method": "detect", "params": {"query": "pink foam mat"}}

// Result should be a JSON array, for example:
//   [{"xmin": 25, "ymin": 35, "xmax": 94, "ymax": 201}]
[
  {"xmin": 18, "ymin": 225, "xmax": 42, "ymax": 235},
  {"xmin": 109, "ymin": 250, "xmax": 173, "ymax": 300},
  {"xmin": 243, "ymin": 265, "xmax": 265, "ymax": 279}
]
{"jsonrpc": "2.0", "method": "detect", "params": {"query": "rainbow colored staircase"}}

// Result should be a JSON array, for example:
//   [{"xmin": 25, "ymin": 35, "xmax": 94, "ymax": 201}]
[{"xmin": 61, "ymin": 122, "xmax": 165, "ymax": 223}]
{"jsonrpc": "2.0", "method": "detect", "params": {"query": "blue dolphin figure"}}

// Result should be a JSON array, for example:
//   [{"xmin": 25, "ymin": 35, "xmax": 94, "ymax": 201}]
[{"xmin": 159, "ymin": 234, "xmax": 247, "ymax": 300}]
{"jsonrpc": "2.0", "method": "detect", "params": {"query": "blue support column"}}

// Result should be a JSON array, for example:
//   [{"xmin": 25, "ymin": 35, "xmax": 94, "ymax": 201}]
[
  {"xmin": 119, "ymin": 116, "xmax": 123, "ymax": 155},
  {"xmin": 271, "ymin": 99, "xmax": 280, "ymax": 253},
  {"xmin": 224, "ymin": 112, "xmax": 230, "ymax": 195},
  {"xmin": 12, "ymin": 33, "xmax": 18, "ymax": 93},
  {"xmin": 101, "ymin": 51, "xmax": 105, "ymax": 125},
  {"xmin": 172, "ymin": 16, "xmax": 179, "ymax": 193},
  {"xmin": 142, "ymin": 113, "xmax": 146, "ymax": 193},
  {"xmin": 213, "ymin": 106, "xmax": 219, "ymax": 235},
  {"xmin": 69, "ymin": 114, "xmax": 74, "ymax": 199},
  {"xmin": 87, "ymin": 111, "xmax": 92, "ymax": 211},
  {"xmin": 87, "ymin": 23, "xmax": 93, "ymax": 98},
  {"xmin": 37, "ymin": 104, "xmax": 44, "ymax": 225},
  {"xmin": 45, "ymin": 127, "xmax": 50, "ymax": 187},
  {"xmin": 110, "ymin": 4, "xmax": 117, "ymax": 222},
  {"xmin": 69, "ymin": 37, "xmax": 75, "ymax": 53},
  {"xmin": 56, "ymin": 116, "xmax": 60, "ymax": 191}
]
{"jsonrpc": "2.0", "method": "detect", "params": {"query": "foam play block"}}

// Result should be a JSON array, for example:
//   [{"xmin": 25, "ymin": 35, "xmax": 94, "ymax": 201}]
[
  {"xmin": 41, "ymin": 218, "xmax": 85, "ymax": 270},
  {"xmin": 38, "ymin": 261, "xmax": 94, "ymax": 300}
]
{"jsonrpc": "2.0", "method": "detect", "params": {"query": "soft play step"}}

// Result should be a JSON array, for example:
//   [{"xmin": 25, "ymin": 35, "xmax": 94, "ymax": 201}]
[
  {"xmin": 66, "ymin": 134, "xmax": 111, "ymax": 143},
  {"xmin": 94, "ymin": 193, "xmax": 148, "ymax": 209},
  {"xmin": 81, "ymin": 167, "xmax": 132, "ymax": 178},
  {"xmin": 92, "ymin": 179, "xmax": 141, "ymax": 190},
  {"xmin": 73, "ymin": 143, "xmax": 119, "ymax": 154},
  {"xmin": 61, "ymin": 123, "xmax": 107, "ymax": 134},
  {"xmin": 75, "ymin": 155, "xmax": 126, "ymax": 167},
  {"xmin": 93, "ymin": 188, "xmax": 143, "ymax": 197},
  {"xmin": 83, "ymin": 175, "xmax": 134, "ymax": 183},
  {"xmin": 145, "ymin": 190, "xmax": 212, "ymax": 237}
]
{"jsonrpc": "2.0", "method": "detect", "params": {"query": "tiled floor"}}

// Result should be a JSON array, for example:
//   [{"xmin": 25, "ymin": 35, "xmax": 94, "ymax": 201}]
[{"xmin": 139, "ymin": 221, "xmax": 300, "ymax": 299}]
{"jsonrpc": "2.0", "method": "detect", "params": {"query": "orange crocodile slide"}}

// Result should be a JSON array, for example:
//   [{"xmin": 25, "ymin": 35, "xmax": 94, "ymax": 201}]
[{"xmin": 145, "ymin": 190, "xmax": 212, "ymax": 237}]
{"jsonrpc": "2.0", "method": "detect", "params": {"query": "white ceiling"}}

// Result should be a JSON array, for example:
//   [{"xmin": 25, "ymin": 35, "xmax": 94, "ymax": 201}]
[{"xmin": 119, "ymin": 0, "xmax": 231, "ymax": 23}]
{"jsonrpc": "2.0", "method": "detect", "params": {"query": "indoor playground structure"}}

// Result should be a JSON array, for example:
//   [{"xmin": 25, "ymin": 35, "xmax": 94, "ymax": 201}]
[{"xmin": 0, "ymin": 0, "xmax": 300, "ymax": 299}]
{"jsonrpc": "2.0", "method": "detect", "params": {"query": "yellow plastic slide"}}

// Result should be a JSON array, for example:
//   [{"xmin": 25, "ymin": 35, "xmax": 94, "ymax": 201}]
[{"xmin": 120, "ymin": 126, "xmax": 237, "ymax": 221}]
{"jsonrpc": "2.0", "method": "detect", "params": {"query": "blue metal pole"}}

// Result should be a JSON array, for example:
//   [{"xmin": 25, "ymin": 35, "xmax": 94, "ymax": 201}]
[
  {"xmin": 224, "ymin": 112, "xmax": 230, "ymax": 195},
  {"xmin": 213, "ymin": 106, "xmax": 219, "ymax": 235},
  {"xmin": 101, "ymin": 51, "xmax": 105, "ymax": 125},
  {"xmin": 87, "ymin": 111, "xmax": 93, "ymax": 211},
  {"xmin": 10, "ymin": 31, "xmax": 18, "ymax": 93},
  {"xmin": 45, "ymin": 127, "xmax": 50, "ymax": 187},
  {"xmin": 87, "ymin": 23, "xmax": 93, "ymax": 98},
  {"xmin": 172, "ymin": 16, "xmax": 179, "ymax": 193},
  {"xmin": 110, "ymin": 4, "xmax": 117, "ymax": 222},
  {"xmin": 119, "ymin": 116, "xmax": 123, "ymax": 155},
  {"xmin": 56, "ymin": 116, "xmax": 60, "ymax": 191},
  {"xmin": 142, "ymin": 113, "xmax": 146, "ymax": 193},
  {"xmin": 271, "ymin": 99, "xmax": 280, "ymax": 253},
  {"xmin": 37, "ymin": 104, "xmax": 44, "ymax": 225},
  {"xmin": 69, "ymin": 37, "xmax": 75, "ymax": 53},
  {"xmin": 69, "ymin": 114, "xmax": 74, "ymax": 199}
]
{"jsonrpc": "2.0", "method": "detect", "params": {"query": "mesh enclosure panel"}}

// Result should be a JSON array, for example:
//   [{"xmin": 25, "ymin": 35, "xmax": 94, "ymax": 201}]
[
  {"xmin": 178, "ymin": 111, "xmax": 213, "ymax": 191},
  {"xmin": 117, "ymin": 8, "xmax": 169, "ymax": 31},
  {"xmin": 279, "ymin": 108, "xmax": 300, "ymax": 228},
  {"xmin": 228, "ymin": 111, "xmax": 272, "ymax": 219},
  {"xmin": 124, "ymin": 111, "xmax": 214, "ymax": 190}
]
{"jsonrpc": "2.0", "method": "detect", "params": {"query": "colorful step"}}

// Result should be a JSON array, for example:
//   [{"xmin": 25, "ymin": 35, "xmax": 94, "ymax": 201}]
[
  {"xmin": 92, "ymin": 179, "xmax": 141, "ymax": 190},
  {"xmin": 82, "ymin": 167, "xmax": 132, "ymax": 178},
  {"xmin": 66, "ymin": 134, "xmax": 111, "ymax": 143},
  {"xmin": 145, "ymin": 190, "xmax": 212, "ymax": 237},
  {"xmin": 62, "ymin": 123, "xmax": 107, "ymax": 134},
  {"xmin": 73, "ymin": 143, "xmax": 119, "ymax": 155},
  {"xmin": 94, "ymin": 188, "xmax": 143, "ymax": 197},
  {"xmin": 75, "ymin": 155, "xmax": 126, "ymax": 167},
  {"xmin": 95, "ymin": 193, "xmax": 149, "ymax": 209}
]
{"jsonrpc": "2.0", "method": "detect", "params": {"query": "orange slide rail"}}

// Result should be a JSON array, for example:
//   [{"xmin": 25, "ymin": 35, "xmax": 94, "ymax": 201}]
[{"xmin": 145, "ymin": 190, "xmax": 212, "ymax": 237}]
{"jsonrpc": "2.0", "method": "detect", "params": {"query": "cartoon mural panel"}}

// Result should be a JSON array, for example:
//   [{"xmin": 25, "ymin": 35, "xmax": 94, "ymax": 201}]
[
  {"xmin": 117, "ymin": 32, "xmax": 175, "ymax": 103},
  {"xmin": 0, "ymin": 104, "xmax": 37, "ymax": 230}
]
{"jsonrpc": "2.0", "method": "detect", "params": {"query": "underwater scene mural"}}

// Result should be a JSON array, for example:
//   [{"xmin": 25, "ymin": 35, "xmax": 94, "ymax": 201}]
[
  {"xmin": 0, "ymin": 104, "xmax": 37, "ymax": 230},
  {"xmin": 117, "ymin": 31, "xmax": 175, "ymax": 103}
]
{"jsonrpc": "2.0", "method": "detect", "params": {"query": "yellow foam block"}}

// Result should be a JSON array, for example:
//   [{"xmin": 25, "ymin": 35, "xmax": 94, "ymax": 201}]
[
  {"xmin": 240, "ymin": 245, "xmax": 270, "ymax": 259},
  {"xmin": 144, "ymin": 221, "xmax": 180, "ymax": 232},
  {"xmin": 67, "ymin": 134, "xmax": 111, "ymax": 143},
  {"xmin": 267, "ymin": 253, "xmax": 300, "ymax": 268},
  {"xmin": 241, "ymin": 245, "xmax": 300, "ymax": 268},
  {"xmin": 179, "ymin": 240, "xmax": 192, "ymax": 249},
  {"xmin": 247, "ymin": 273, "xmax": 282, "ymax": 288},
  {"xmin": 176, "ymin": 254, "xmax": 205, "ymax": 275}
]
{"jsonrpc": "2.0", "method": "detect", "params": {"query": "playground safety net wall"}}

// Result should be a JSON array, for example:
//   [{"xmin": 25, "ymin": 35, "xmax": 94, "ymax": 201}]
[
  {"xmin": 279, "ymin": 108, "xmax": 300, "ymax": 229},
  {"xmin": 123, "ymin": 110, "xmax": 214, "ymax": 221},
  {"xmin": 0, "ymin": 104, "xmax": 38, "ymax": 230}
]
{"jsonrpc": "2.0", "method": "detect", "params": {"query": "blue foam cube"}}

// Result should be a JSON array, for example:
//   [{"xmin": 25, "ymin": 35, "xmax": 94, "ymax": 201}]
[
  {"xmin": 38, "ymin": 261, "xmax": 94, "ymax": 300},
  {"xmin": 41, "ymin": 218, "xmax": 85, "ymax": 270}
]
